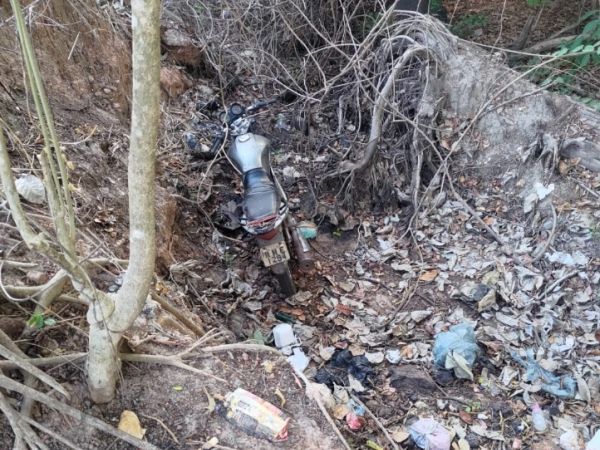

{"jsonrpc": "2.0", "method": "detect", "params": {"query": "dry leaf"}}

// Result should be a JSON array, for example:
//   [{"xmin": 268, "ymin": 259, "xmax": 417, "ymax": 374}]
[
  {"xmin": 118, "ymin": 410, "xmax": 145, "ymax": 439},
  {"xmin": 335, "ymin": 304, "xmax": 353, "ymax": 315},
  {"xmin": 390, "ymin": 427, "xmax": 409, "ymax": 443},
  {"xmin": 333, "ymin": 403, "xmax": 351, "ymax": 419},
  {"xmin": 459, "ymin": 410, "xmax": 473, "ymax": 424},
  {"xmin": 204, "ymin": 387, "xmax": 215, "ymax": 413},
  {"xmin": 419, "ymin": 269, "xmax": 439, "ymax": 282}
]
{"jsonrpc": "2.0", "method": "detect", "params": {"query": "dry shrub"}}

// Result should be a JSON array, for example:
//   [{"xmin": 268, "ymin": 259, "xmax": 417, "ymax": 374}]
[{"xmin": 172, "ymin": 0, "xmax": 454, "ymax": 209}]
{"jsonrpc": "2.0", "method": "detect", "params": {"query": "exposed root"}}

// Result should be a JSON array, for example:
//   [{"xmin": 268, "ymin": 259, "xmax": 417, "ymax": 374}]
[
  {"xmin": 0, "ymin": 374, "xmax": 160, "ymax": 450},
  {"xmin": 150, "ymin": 291, "xmax": 206, "ymax": 337},
  {"xmin": 0, "ymin": 392, "xmax": 48, "ymax": 450}
]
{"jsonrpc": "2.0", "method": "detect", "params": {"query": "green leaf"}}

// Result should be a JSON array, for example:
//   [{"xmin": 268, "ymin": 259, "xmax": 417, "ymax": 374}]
[
  {"xmin": 582, "ymin": 19, "xmax": 600, "ymax": 36},
  {"xmin": 27, "ymin": 313, "xmax": 45, "ymax": 330},
  {"xmin": 553, "ymin": 47, "xmax": 569, "ymax": 56},
  {"xmin": 172, "ymin": 385, "xmax": 184, "ymax": 391},
  {"xmin": 580, "ymin": 9, "xmax": 600, "ymax": 22},
  {"xmin": 583, "ymin": 45, "xmax": 596, "ymax": 53},
  {"xmin": 252, "ymin": 329, "xmax": 266, "ymax": 345},
  {"xmin": 571, "ymin": 44, "xmax": 585, "ymax": 53},
  {"xmin": 43, "ymin": 317, "xmax": 57, "ymax": 327},
  {"xmin": 580, "ymin": 54, "xmax": 591, "ymax": 66}
]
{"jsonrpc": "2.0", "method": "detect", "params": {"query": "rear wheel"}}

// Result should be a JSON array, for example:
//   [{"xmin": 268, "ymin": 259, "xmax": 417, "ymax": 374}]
[{"xmin": 272, "ymin": 262, "xmax": 296, "ymax": 297}]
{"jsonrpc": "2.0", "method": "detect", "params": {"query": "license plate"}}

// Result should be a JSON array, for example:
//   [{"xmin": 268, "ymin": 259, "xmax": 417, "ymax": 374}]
[{"xmin": 260, "ymin": 241, "xmax": 290, "ymax": 267}]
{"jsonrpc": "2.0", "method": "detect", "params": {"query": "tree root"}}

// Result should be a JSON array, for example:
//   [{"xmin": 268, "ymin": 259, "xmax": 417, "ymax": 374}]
[
  {"xmin": 150, "ymin": 292, "xmax": 205, "ymax": 337},
  {"xmin": 0, "ymin": 341, "xmax": 353, "ymax": 450},
  {"xmin": 338, "ymin": 46, "xmax": 428, "ymax": 174},
  {"xmin": 0, "ymin": 374, "xmax": 160, "ymax": 450},
  {"xmin": 0, "ymin": 391, "xmax": 49, "ymax": 450}
]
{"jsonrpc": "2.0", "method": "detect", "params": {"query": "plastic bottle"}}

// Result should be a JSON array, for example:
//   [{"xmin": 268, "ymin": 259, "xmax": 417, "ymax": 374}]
[{"xmin": 531, "ymin": 403, "xmax": 547, "ymax": 432}]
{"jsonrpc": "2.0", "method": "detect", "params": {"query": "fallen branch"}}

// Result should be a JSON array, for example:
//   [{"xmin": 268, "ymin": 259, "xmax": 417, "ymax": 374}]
[
  {"xmin": 350, "ymin": 393, "xmax": 399, "ymax": 450},
  {"xmin": 537, "ymin": 270, "xmax": 579, "ymax": 300},
  {"xmin": 0, "ymin": 374, "xmax": 160, "ymax": 450},
  {"xmin": 0, "ymin": 352, "xmax": 86, "ymax": 370},
  {"xmin": 521, "ymin": 35, "xmax": 577, "ymax": 54},
  {"xmin": 19, "ymin": 414, "xmax": 79, "ymax": 450},
  {"xmin": 0, "ymin": 342, "xmax": 70, "ymax": 399},
  {"xmin": 0, "ymin": 260, "xmax": 39, "ymax": 269}
]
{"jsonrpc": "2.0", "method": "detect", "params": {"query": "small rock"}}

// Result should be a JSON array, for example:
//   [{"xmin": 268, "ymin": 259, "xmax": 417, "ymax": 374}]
[{"xmin": 27, "ymin": 271, "xmax": 48, "ymax": 285}]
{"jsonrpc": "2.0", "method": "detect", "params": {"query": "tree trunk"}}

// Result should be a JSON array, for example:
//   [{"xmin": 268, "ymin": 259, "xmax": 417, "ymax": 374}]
[{"xmin": 86, "ymin": 0, "xmax": 160, "ymax": 403}]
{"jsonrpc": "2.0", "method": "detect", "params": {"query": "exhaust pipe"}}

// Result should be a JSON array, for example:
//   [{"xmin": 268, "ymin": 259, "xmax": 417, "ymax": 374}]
[{"xmin": 284, "ymin": 216, "xmax": 315, "ymax": 270}]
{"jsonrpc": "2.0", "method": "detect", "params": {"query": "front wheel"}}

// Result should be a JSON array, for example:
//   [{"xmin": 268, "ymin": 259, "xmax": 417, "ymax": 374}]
[{"xmin": 272, "ymin": 262, "xmax": 296, "ymax": 297}]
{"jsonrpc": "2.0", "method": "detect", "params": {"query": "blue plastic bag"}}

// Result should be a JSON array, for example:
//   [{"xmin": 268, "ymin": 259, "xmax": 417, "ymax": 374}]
[{"xmin": 432, "ymin": 323, "xmax": 480, "ymax": 380}]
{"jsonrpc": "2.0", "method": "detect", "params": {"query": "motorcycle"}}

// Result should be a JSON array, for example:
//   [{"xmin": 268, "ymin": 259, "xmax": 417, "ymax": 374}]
[{"xmin": 209, "ymin": 100, "xmax": 314, "ymax": 296}]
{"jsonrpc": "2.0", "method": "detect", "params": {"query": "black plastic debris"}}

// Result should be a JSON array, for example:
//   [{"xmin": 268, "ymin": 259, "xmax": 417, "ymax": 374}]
[{"xmin": 314, "ymin": 349, "xmax": 374, "ymax": 388}]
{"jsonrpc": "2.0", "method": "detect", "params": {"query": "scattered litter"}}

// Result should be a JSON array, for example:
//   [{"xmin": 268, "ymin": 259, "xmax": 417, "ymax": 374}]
[
  {"xmin": 587, "ymin": 430, "xmax": 600, "ymax": 450},
  {"xmin": 217, "ymin": 388, "xmax": 290, "ymax": 442},
  {"xmin": 117, "ymin": 410, "xmax": 145, "ymax": 439},
  {"xmin": 273, "ymin": 323, "xmax": 310, "ymax": 372},
  {"xmin": 346, "ymin": 412, "xmax": 366, "ymax": 430},
  {"xmin": 15, "ymin": 174, "xmax": 46, "ymax": 204},
  {"xmin": 470, "ymin": 424, "xmax": 505, "ymax": 441},
  {"xmin": 432, "ymin": 323, "xmax": 481, "ymax": 380},
  {"xmin": 530, "ymin": 403, "xmax": 547, "ymax": 432},
  {"xmin": 511, "ymin": 349, "xmax": 577, "ymax": 398},
  {"xmin": 547, "ymin": 251, "xmax": 589, "ymax": 267},
  {"xmin": 314, "ymin": 349, "xmax": 374, "ymax": 389},
  {"xmin": 297, "ymin": 221, "xmax": 318, "ymax": 239},
  {"xmin": 305, "ymin": 381, "xmax": 336, "ymax": 410},
  {"xmin": 559, "ymin": 429, "xmax": 580, "ymax": 450},
  {"xmin": 366, "ymin": 440, "xmax": 385, "ymax": 450},
  {"xmin": 385, "ymin": 348, "xmax": 402, "ymax": 364},
  {"xmin": 409, "ymin": 418, "xmax": 452, "ymax": 450},
  {"xmin": 365, "ymin": 351, "xmax": 384, "ymax": 364}
]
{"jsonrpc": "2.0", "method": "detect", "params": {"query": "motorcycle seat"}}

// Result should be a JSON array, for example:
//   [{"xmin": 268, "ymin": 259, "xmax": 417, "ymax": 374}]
[{"xmin": 242, "ymin": 168, "xmax": 280, "ymax": 222}]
